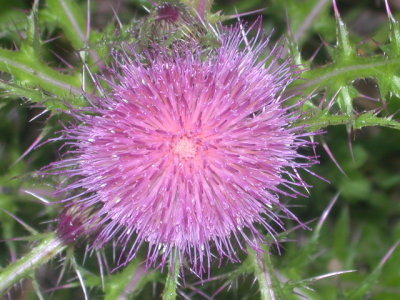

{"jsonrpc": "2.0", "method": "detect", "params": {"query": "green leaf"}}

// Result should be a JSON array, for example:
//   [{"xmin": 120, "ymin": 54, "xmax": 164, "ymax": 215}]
[
  {"xmin": 45, "ymin": 0, "xmax": 87, "ymax": 51},
  {"xmin": 299, "ymin": 110, "xmax": 400, "ymax": 131},
  {"xmin": 293, "ymin": 56, "xmax": 400, "ymax": 97},
  {"xmin": 0, "ymin": 80, "xmax": 65, "ymax": 109},
  {"xmin": 43, "ymin": 0, "xmax": 102, "ymax": 70},
  {"xmin": 384, "ymin": 0, "xmax": 400, "ymax": 58},
  {"xmin": 25, "ymin": 0, "xmax": 41, "ymax": 54},
  {"xmin": 283, "ymin": 0, "xmax": 335, "ymax": 44},
  {"xmin": 0, "ymin": 48, "xmax": 86, "ymax": 107},
  {"xmin": 332, "ymin": 1, "xmax": 356, "ymax": 61}
]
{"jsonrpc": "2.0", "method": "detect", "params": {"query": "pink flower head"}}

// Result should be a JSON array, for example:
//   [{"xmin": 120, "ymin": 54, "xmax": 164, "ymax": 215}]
[{"xmin": 49, "ymin": 24, "xmax": 318, "ymax": 273}]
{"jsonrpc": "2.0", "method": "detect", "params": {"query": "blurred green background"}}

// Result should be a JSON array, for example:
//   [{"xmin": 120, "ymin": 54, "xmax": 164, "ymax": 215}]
[{"xmin": 0, "ymin": 0, "xmax": 400, "ymax": 299}]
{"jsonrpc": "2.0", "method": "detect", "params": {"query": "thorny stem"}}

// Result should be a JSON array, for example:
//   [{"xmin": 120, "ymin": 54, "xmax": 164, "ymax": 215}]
[
  {"xmin": 250, "ymin": 248, "xmax": 276, "ymax": 300},
  {"xmin": 162, "ymin": 250, "xmax": 180, "ymax": 300},
  {"xmin": 0, "ymin": 233, "xmax": 67, "ymax": 296}
]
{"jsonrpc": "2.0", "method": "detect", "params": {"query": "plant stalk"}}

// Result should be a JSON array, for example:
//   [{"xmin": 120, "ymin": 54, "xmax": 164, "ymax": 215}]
[
  {"xmin": 250, "ymin": 248, "xmax": 276, "ymax": 300},
  {"xmin": 162, "ymin": 250, "xmax": 180, "ymax": 300},
  {"xmin": 0, "ymin": 233, "xmax": 67, "ymax": 296}
]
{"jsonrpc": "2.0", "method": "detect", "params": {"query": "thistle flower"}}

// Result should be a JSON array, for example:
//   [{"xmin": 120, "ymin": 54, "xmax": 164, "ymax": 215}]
[{"xmin": 49, "ymin": 24, "xmax": 318, "ymax": 274}]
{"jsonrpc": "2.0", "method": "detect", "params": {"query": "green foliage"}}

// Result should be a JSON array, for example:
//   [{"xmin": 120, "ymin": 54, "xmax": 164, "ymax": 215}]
[{"xmin": 0, "ymin": 0, "xmax": 399, "ymax": 299}]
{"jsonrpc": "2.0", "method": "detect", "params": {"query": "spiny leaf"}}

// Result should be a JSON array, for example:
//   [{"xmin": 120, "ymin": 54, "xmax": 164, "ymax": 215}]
[
  {"xmin": 336, "ymin": 85, "xmax": 356, "ymax": 116},
  {"xmin": 353, "ymin": 112, "xmax": 400, "ymax": 130},
  {"xmin": 384, "ymin": 0, "xmax": 400, "ymax": 58},
  {"xmin": 299, "ymin": 110, "xmax": 400, "ymax": 131},
  {"xmin": 0, "ymin": 79, "xmax": 64, "ymax": 109},
  {"xmin": 293, "ymin": 56, "xmax": 400, "ymax": 98},
  {"xmin": 332, "ymin": 0, "xmax": 356, "ymax": 60},
  {"xmin": 43, "ymin": 0, "xmax": 102, "ymax": 70},
  {"xmin": 45, "ymin": 0, "xmax": 87, "ymax": 51},
  {"xmin": 0, "ymin": 48, "xmax": 86, "ymax": 107},
  {"xmin": 25, "ymin": 0, "xmax": 41, "ymax": 54},
  {"xmin": 283, "ymin": 0, "xmax": 334, "ymax": 45}
]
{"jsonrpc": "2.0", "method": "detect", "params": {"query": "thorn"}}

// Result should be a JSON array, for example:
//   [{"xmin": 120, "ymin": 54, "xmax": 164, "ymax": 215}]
[
  {"xmin": 317, "ymin": 94, "xmax": 327, "ymax": 110},
  {"xmin": 42, "ymin": 35, "xmax": 62, "ymax": 44},
  {"xmin": 197, "ymin": 0, "xmax": 207, "ymax": 19},
  {"xmin": 223, "ymin": 8, "xmax": 265, "ymax": 20},
  {"xmin": 332, "ymin": 0, "xmax": 355, "ymax": 58},
  {"xmin": 321, "ymin": 140, "xmax": 348, "ymax": 177},
  {"xmin": 379, "ymin": 241, "xmax": 400, "ymax": 268},
  {"xmin": 110, "ymin": 5, "xmax": 123, "ymax": 30},
  {"xmin": 142, "ymin": 5, "xmax": 151, "ymax": 13},
  {"xmin": 384, "ymin": 0, "xmax": 394, "ymax": 21},
  {"xmin": 82, "ymin": 244, "xmax": 90, "ymax": 265},
  {"xmin": 308, "ymin": 43, "xmax": 323, "ymax": 64},
  {"xmin": 302, "ymin": 269, "xmax": 356, "ymax": 282},
  {"xmin": 71, "ymin": 256, "xmax": 89, "ymax": 300},
  {"xmin": 44, "ymin": 283, "xmax": 77, "ymax": 293},
  {"xmin": 348, "ymin": 127, "xmax": 355, "ymax": 162},
  {"xmin": 32, "ymin": 278, "xmax": 45, "ymax": 300},
  {"xmin": 0, "ymin": 208, "xmax": 38, "ymax": 234},
  {"xmin": 293, "ymin": 167, "xmax": 310, "ymax": 194},
  {"xmin": 50, "ymin": 49, "xmax": 74, "ymax": 69},
  {"xmin": 358, "ymin": 92, "xmax": 380, "ymax": 103},
  {"xmin": 29, "ymin": 109, "xmax": 49, "ymax": 122},
  {"xmin": 55, "ymin": 255, "xmax": 69, "ymax": 288},
  {"xmin": 318, "ymin": 35, "xmax": 331, "ymax": 51},
  {"xmin": 316, "ymin": 192, "xmax": 340, "ymax": 233},
  {"xmin": 332, "ymin": 0, "xmax": 340, "ymax": 19},
  {"xmin": 24, "ymin": 190, "xmax": 51, "ymax": 205},
  {"xmin": 101, "ymin": 250, "xmax": 111, "ymax": 274},
  {"xmin": 235, "ymin": 8, "xmax": 250, "ymax": 50},
  {"xmin": 12, "ymin": 125, "xmax": 50, "ymax": 166},
  {"xmin": 96, "ymin": 251, "xmax": 105, "ymax": 290},
  {"xmin": 327, "ymin": 87, "xmax": 342, "ymax": 110}
]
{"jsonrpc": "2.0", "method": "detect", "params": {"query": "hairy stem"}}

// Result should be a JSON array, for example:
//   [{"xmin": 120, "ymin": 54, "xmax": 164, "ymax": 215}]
[
  {"xmin": 292, "ymin": 57, "xmax": 400, "ymax": 95},
  {"xmin": 162, "ymin": 251, "xmax": 180, "ymax": 300},
  {"xmin": 0, "ymin": 48, "xmax": 82, "ymax": 97},
  {"xmin": 0, "ymin": 233, "xmax": 66, "ymax": 296},
  {"xmin": 250, "ymin": 249, "xmax": 277, "ymax": 300}
]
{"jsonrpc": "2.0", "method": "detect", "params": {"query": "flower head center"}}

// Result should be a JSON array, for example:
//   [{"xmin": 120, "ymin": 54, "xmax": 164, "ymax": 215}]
[{"xmin": 173, "ymin": 137, "xmax": 197, "ymax": 159}]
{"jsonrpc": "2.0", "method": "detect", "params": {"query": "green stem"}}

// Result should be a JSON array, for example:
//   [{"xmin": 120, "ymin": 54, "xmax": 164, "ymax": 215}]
[
  {"xmin": 0, "ymin": 233, "xmax": 67, "ymax": 296},
  {"xmin": 297, "ymin": 111, "xmax": 400, "ymax": 131},
  {"xmin": 162, "ymin": 251, "xmax": 180, "ymax": 300},
  {"xmin": 250, "ymin": 248, "xmax": 282, "ymax": 300},
  {"xmin": 0, "ymin": 48, "xmax": 82, "ymax": 97},
  {"xmin": 292, "ymin": 57, "xmax": 400, "ymax": 95}
]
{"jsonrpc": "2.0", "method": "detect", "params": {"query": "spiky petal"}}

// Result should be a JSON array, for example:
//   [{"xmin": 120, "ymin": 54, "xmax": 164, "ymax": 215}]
[{"xmin": 49, "ymin": 25, "xmax": 318, "ymax": 273}]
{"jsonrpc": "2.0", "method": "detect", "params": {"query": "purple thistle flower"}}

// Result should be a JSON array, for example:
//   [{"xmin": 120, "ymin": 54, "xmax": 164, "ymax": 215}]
[{"xmin": 48, "ymin": 24, "xmax": 318, "ymax": 274}]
